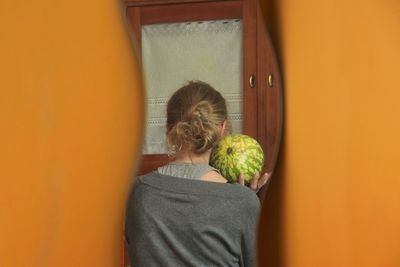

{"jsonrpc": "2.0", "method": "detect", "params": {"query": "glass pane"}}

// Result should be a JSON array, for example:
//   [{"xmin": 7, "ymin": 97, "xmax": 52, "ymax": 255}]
[{"xmin": 142, "ymin": 19, "xmax": 243, "ymax": 154}]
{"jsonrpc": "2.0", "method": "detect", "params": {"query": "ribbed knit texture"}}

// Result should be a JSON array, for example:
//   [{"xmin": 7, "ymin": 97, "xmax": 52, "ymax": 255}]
[{"xmin": 157, "ymin": 162, "xmax": 220, "ymax": 180}]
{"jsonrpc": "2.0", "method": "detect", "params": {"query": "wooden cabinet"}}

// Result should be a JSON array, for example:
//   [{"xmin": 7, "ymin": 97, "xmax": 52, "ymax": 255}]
[
  {"xmin": 122, "ymin": 0, "xmax": 282, "ymax": 265},
  {"xmin": 124, "ymin": 0, "xmax": 282, "ymax": 175}
]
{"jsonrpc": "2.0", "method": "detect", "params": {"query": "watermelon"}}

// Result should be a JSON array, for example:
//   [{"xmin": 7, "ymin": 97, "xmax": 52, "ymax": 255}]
[{"xmin": 209, "ymin": 134, "xmax": 264, "ymax": 184}]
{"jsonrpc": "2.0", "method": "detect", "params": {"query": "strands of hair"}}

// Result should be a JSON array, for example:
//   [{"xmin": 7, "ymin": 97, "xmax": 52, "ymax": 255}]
[{"xmin": 167, "ymin": 81, "xmax": 227, "ymax": 155}]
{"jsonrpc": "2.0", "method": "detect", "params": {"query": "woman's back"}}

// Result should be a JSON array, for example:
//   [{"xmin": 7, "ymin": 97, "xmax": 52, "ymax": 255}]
[
  {"xmin": 125, "ymin": 171, "xmax": 260, "ymax": 267},
  {"xmin": 125, "ymin": 81, "xmax": 263, "ymax": 266}
]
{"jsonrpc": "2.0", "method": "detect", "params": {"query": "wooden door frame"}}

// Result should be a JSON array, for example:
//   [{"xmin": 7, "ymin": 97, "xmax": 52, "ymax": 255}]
[{"xmin": 125, "ymin": 0, "xmax": 259, "ymax": 172}]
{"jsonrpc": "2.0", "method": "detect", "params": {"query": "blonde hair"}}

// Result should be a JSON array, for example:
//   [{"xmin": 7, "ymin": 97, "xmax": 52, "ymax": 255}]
[{"xmin": 167, "ymin": 81, "xmax": 228, "ymax": 156}]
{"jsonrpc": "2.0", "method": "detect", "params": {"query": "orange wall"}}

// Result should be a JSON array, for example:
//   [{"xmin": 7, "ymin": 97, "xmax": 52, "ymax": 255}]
[
  {"xmin": 2, "ymin": 0, "xmax": 399, "ymax": 266},
  {"xmin": 0, "ymin": 1, "xmax": 144, "ymax": 266},
  {"xmin": 259, "ymin": 0, "xmax": 400, "ymax": 266}
]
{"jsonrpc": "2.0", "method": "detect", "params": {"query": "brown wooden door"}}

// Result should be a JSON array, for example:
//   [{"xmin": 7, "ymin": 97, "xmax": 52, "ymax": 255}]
[{"xmin": 125, "ymin": 0, "xmax": 261, "ymax": 176}]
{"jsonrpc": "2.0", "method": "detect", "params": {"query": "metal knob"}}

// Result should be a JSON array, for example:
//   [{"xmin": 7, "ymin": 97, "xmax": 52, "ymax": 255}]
[
  {"xmin": 249, "ymin": 74, "xmax": 256, "ymax": 88},
  {"xmin": 268, "ymin": 73, "xmax": 273, "ymax": 87}
]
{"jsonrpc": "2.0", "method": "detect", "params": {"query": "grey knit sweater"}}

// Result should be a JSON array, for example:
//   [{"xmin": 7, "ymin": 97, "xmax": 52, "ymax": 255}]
[{"xmin": 125, "ymin": 171, "xmax": 260, "ymax": 267}]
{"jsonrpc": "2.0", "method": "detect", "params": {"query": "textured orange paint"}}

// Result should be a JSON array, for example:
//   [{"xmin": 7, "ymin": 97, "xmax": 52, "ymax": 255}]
[
  {"xmin": 0, "ymin": 1, "xmax": 144, "ymax": 266},
  {"xmin": 258, "ymin": 0, "xmax": 400, "ymax": 266}
]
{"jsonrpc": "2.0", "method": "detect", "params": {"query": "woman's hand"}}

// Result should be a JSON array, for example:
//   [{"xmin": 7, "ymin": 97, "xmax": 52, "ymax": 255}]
[{"xmin": 238, "ymin": 172, "xmax": 271, "ymax": 193}]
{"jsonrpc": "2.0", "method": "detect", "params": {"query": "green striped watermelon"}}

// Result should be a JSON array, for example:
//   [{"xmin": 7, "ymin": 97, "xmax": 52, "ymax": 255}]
[{"xmin": 209, "ymin": 134, "xmax": 264, "ymax": 184}]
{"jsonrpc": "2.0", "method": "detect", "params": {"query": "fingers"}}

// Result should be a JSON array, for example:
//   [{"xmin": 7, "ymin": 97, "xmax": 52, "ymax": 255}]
[
  {"xmin": 258, "ymin": 172, "xmax": 271, "ymax": 188},
  {"xmin": 250, "ymin": 172, "xmax": 260, "ymax": 192},
  {"xmin": 238, "ymin": 173, "xmax": 245, "ymax": 186},
  {"xmin": 237, "ymin": 172, "xmax": 272, "ymax": 193}
]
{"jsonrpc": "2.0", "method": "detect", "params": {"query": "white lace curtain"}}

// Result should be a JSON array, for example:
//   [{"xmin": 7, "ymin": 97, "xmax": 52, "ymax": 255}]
[{"xmin": 142, "ymin": 19, "xmax": 243, "ymax": 154}]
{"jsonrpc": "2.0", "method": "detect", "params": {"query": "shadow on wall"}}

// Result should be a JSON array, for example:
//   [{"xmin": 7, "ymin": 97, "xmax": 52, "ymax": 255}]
[{"xmin": 257, "ymin": 0, "xmax": 286, "ymax": 266}]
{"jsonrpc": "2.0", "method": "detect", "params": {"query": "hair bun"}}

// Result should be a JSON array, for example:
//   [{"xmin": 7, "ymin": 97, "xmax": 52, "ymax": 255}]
[{"xmin": 166, "ymin": 81, "xmax": 227, "ymax": 155}]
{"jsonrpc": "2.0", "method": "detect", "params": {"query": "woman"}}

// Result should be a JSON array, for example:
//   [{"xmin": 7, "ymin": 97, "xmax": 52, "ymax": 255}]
[{"xmin": 125, "ymin": 81, "xmax": 270, "ymax": 267}]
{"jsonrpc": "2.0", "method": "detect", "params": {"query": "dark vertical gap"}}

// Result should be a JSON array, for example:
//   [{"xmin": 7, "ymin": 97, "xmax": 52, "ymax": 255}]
[{"xmin": 257, "ymin": 0, "xmax": 286, "ymax": 267}]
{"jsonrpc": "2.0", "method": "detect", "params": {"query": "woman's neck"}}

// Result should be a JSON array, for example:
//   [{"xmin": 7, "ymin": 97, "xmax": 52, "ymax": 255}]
[{"xmin": 173, "ymin": 150, "xmax": 211, "ymax": 164}]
